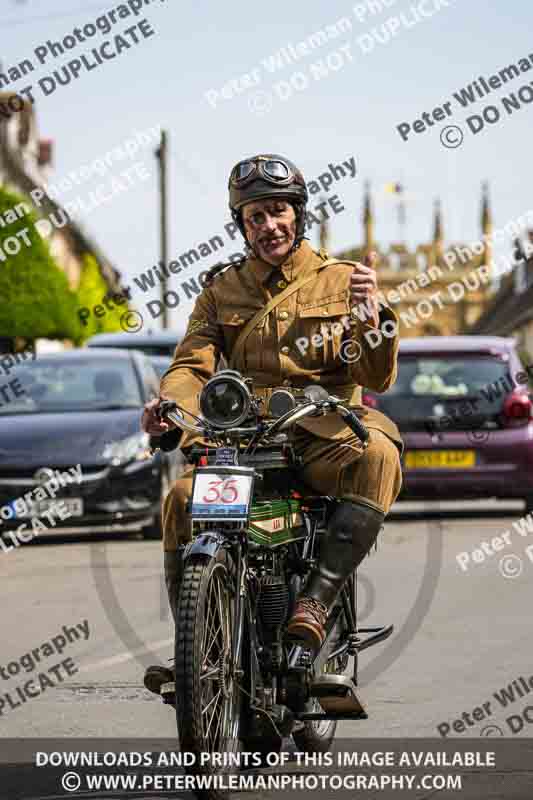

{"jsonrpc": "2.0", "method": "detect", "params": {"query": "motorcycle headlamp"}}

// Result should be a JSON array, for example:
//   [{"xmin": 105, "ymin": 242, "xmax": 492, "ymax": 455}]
[{"xmin": 200, "ymin": 371, "xmax": 252, "ymax": 429}]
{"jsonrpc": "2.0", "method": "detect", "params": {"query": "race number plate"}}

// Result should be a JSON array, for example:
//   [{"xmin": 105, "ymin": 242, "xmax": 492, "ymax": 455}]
[{"xmin": 191, "ymin": 467, "xmax": 253, "ymax": 521}]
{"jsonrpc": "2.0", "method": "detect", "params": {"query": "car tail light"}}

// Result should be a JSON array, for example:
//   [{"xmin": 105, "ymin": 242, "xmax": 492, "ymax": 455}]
[
  {"xmin": 363, "ymin": 392, "xmax": 378, "ymax": 409},
  {"xmin": 502, "ymin": 391, "xmax": 533, "ymax": 427}
]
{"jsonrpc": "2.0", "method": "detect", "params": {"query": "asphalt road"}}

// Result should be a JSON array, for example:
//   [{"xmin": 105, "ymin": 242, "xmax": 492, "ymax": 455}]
[
  {"xmin": 2, "ymin": 498, "xmax": 532, "ymax": 744},
  {"xmin": 2, "ymin": 499, "xmax": 533, "ymax": 800}
]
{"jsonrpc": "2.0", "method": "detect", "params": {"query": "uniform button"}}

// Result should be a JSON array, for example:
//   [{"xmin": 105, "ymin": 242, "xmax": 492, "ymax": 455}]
[
  {"xmin": 279, "ymin": 311, "xmax": 289, "ymax": 320},
  {"xmin": 277, "ymin": 280, "xmax": 287, "ymax": 289},
  {"xmin": 283, "ymin": 379, "xmax": 291, "ymax": 387},
  {"xmin": 280, "ymin": 346, "xmax": 290, "ymax": 355}
]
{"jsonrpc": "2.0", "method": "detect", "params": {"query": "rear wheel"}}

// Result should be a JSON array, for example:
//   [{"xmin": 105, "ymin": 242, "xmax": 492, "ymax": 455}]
[
  {"xmin": 292, "ymin": 656, "xmax": 343, "ymax": 753},
  {"xmin": 175, "ymin": 552, "xmax": 242, "ymax": 795},
  {"xmin": 292, "ymin": 604, "xmax": 350, "ymax": 754}
]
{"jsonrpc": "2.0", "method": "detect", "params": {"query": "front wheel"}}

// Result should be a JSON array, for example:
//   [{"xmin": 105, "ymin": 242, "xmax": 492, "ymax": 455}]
[{"xmin": 175, "ymin": 551, "xmax": 242, "ymax": 790}]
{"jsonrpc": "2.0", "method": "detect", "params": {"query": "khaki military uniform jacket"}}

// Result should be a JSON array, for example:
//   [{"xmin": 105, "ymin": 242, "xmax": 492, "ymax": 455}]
[{"xmin": 160, "ymin": 241, "xmax": 403, "ymax": 452}]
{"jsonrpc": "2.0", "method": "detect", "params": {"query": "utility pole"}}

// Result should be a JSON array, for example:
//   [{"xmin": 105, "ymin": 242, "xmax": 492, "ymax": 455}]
[{"xmin": 155, "ymin": 129, "xmax": 169, "ymax": 329}]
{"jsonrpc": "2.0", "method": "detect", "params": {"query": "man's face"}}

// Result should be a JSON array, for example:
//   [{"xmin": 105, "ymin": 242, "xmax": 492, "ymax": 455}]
[{"xmin": 242, "ymin": 198, "xmax": 297, "ymax": 265}]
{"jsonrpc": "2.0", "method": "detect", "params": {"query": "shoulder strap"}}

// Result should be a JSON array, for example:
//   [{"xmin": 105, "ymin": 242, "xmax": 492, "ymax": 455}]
[
  {"xmin": 203, "ymin": 255, "xmax": 246, "ymax": 287},
  {"xmin": 229, "ymin": 257, "xmax": 354, "ymax": 370}
]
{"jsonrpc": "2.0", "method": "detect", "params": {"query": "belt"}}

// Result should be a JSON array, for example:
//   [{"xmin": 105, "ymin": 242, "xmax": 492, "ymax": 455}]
[{"xmin": 253, "ymin": 382, "xmax": 362, "ymax": 408}]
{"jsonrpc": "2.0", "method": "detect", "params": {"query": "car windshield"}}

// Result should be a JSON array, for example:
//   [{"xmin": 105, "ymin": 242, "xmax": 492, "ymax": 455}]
[
  {"xmin": 387, "ymin": 356, "xmax": 511, "ymax": 397},
  {"xmin": 90, "ymin": 342, "xmax": 175, "ymax": 357},
  {"xmin": 1, "ymin": 357, "xmax": 142, "ymax": 415},
  {"xmin": 376, "ymin": 355, "xmax": 519, "ymax": 431},
  {"xmin": 150, "ymin": 356, "xmax": 171, "ymax": 378}
]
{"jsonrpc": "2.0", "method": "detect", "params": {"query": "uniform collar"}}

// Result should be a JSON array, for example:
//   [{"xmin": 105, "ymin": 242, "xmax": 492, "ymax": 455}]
[{"xmin": 248, "ymin": 240, "xmax": 316, "ymax": 284}]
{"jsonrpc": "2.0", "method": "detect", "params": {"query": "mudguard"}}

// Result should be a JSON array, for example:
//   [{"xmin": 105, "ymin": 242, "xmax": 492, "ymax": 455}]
[{"xmin": 183, "ymin": 532, "xmax": 226, "ymax": 560}]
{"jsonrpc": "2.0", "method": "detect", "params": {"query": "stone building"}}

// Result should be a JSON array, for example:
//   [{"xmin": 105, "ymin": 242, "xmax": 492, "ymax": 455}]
[
  {"xmin": 0, "ymin": 88, "xmax": 121, "ymax": 293},
  {"xmin": 329, "ymin": 182, "xmax": 495, "ymax": 337}
]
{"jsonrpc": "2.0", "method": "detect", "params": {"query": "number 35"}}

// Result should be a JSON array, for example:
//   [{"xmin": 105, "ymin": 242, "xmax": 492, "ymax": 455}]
[{"xmin": 202, "ymin": 478, "xmax": 238, "ymax": 504}]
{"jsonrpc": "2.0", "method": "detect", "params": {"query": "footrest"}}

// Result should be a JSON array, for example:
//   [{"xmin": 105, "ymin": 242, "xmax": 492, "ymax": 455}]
[
  {"xmin": 293, "ymin": 710, "xmax": 368, "ymax": 721},
  {"xmin": 310, "ymin": 674, "xmax": 366, "ymax": 715},
  {"xmin": 354, "ymin": 624, "xmax": 394, "ymax": 652}
]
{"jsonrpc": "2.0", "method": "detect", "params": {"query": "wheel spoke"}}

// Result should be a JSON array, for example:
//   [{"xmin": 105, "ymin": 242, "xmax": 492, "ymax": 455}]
[
  {"xmin": 204, "ymin": 689, "xmax": 222, "ymax": 740},
  {"xmin": 202, "ymin": 688, "xmax": 221, "ymax": 717},
  {"xmin": 200, "ymin": 666, "xmax": 219, "ymax": 682},
  {"xmin": 210, "ymin": 698, "xmax": 224, "ymax": 750},
  {"xmin": 202, "ymin": 582, "xmax": 218, "ymax": 652},
  {"xmin": 203, "ymin": 621, "xmax": 223, "ymax": 664}
]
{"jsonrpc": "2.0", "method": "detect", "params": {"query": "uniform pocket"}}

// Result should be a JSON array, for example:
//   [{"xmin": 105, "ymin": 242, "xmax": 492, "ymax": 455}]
[
  {"xmin": 219, "ymin": 309, "xmax": 266, "ymax": 370},
  {"xmin": 299, "ymin": 293, "xmax": 350, "ymax": 318},
  {"xmin": 296, "ymin": 294, "xmax": 351, "ymax": 366}
]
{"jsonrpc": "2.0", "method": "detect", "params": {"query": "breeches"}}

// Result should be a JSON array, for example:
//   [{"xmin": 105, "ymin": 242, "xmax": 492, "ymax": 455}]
[{"xmin": 162, "ymin": 429, "xmax": 402, "ymax": 551}]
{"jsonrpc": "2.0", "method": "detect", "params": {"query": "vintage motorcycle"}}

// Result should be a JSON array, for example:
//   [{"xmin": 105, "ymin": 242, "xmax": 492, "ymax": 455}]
[{"xmin": 155, "ymin": 370, "xmax": 393, "ymax": 786}]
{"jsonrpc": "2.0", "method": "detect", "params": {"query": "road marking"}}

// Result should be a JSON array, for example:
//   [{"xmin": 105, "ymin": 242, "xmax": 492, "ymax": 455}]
[{"xmin": 78, "ymin": 637, "xmax": 173, "ymax": 673}]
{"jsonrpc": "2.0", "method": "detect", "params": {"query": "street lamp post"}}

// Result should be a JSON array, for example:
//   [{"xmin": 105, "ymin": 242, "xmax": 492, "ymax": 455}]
[{"xmin": 155, "ymin": 130, "xmax": 169, "ymax": 329}]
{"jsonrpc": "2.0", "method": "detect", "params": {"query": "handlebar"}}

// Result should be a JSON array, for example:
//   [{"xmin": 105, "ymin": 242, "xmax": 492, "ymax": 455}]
[
  {"xmin": 337, "ymin": 404, "xmax": 370, "ymax": 445},
  {"xmin": 153, "ymin": 394, "xmax": 369, "ymax": 451}
]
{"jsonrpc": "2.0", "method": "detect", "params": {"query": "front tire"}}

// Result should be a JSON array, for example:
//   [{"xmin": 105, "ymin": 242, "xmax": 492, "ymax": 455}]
[{"xmin": 175, "ymin": 551, "xmax": 241, "ymax": 792}]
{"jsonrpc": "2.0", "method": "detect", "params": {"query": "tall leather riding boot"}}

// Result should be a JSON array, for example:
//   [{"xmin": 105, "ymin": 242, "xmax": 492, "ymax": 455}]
[
  {"xmin": 164, "ymin": 548, "xmax": 183, "ymax": 626},
  {"xmin": 287, "ymin": 501, "xmax": 384, "ymax": 651},
  {"xmin": 143, "ymin": 549, "xmax": 183, "ymax": 695}
]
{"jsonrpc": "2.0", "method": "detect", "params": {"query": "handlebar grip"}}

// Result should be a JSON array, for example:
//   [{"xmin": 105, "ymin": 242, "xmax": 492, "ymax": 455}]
[
  {"xmin": 150, "ymin": 399, "xmax": 183, "ymax": 451},
  {"xmin": 151, "ymin": 427, "xmax": 183, "ymax": 453},
  {"xmin": 158, "ymin": 399, "xmax": 178, "ymax": 419},
  {"xmin": 343, "ymin": 408, "xmax": 370, "ymax": 445}
]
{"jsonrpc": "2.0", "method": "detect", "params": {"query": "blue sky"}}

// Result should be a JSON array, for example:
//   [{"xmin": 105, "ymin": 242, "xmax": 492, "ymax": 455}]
[{"xmin": 2, "ymin": 0, "xmax": 532, "ymax": 329}]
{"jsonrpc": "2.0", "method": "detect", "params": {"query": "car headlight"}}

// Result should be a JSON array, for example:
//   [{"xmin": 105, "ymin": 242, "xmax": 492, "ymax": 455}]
[
  {"xmin": 103, "ymin": 432, "xmax": 152, "ymax": 466},
  {"xmin": 200, "ymin": 370, "xmax": 251, "ymax": 429}
]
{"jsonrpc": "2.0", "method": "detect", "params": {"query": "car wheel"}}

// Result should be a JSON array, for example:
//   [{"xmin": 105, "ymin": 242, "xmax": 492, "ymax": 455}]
[
  {"xmin": 523, "ymin": 495, "xmax": 533, "ymax": 515},
  {"xmin": 141, "ymin": 516, "xmax": 162, "ymax": 540}
]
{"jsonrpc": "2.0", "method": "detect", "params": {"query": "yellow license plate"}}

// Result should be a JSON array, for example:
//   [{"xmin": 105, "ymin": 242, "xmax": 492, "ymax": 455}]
[{"xmin": 404, "ymin": 450, "xmax": 476, "ymax": 469}]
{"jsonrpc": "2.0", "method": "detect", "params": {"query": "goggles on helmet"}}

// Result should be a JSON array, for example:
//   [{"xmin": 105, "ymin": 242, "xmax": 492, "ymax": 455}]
[{"xmin": 230, "ymin": 157, "xmax": 295, "ymax": 188}]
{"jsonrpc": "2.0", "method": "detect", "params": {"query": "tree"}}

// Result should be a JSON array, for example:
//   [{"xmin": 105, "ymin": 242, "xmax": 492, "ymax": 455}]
[
  {"xmin": 0, "ymin": 186, "xmax": 80, "ymax": 341},
  {"xmin": 76, "ymin": 254, "xmax": 126, "ymax": 341}
]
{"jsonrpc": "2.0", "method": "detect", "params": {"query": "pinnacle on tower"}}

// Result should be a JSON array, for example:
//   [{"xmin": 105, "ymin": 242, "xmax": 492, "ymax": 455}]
[
  {"xmin": 319, "ymin": 212, "xmax": 329, "ymax": 251},
  {"xmin": 481, "ymin": 181, "xmax": 492, "ymax": 233},
  {"xmin": 432, "ymin": 198, "xmax": 444, "ymax": 258},
  {"xmin": 481, "ymin": 181, "xmax": 493, "ymax": 268},
  {"xmin": 363, "ymin": 181, "xmax": 374, "ymax": 254}
]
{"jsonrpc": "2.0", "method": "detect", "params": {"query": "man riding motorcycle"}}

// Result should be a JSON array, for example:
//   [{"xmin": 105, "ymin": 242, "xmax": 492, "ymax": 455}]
[{"xmin": 141, "ymin": 154, "xmax": 404, "ymax": 695}]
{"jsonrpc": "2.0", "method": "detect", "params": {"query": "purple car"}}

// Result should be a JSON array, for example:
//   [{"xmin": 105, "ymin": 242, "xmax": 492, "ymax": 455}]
[{"xmin": 364, "ymin": 336, "xmax": 533, "ymax": 511}]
